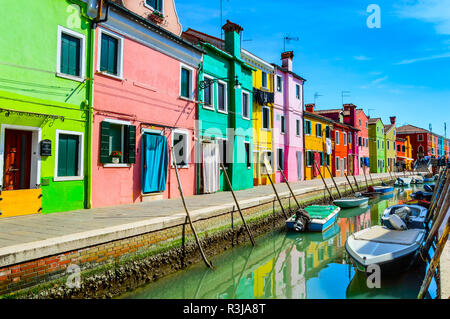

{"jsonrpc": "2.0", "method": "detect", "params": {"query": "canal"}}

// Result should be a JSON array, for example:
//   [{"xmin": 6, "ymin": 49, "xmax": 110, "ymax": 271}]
[{"xmin": 122, "ymin": 185, "xmax": 438, "ymax": 299}]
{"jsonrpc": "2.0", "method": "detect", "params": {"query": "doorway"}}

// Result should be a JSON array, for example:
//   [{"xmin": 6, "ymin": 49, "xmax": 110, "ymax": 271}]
[{"xmin": 3, "ymin": 129, "xmax": 32, "ymax": 190}]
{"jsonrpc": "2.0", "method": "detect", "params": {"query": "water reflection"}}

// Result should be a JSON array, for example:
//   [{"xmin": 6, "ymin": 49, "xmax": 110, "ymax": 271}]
[{"xmin": 123, "ymin": 185, "xmax": 436, "ymax": 299}]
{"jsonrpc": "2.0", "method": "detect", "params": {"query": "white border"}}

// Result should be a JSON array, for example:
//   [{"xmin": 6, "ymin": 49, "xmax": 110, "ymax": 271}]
[
  {"xmin": 180, "ymin": 62, "xmax": 195, "ymax": 101},
  {"xmin": 144, "ymin": 0, "xmax": 164, "ymax": 13},
  {"xmin": 276, "ymin": 75, "xmax": 283, "ymax": 92},
  {"xmin": 202, "ymin": 74, "xmax": 215, "ymax": 111},
  {"xmin": 217, "ymin": 80, "xmax": 228, "ymax": 114},
  {"xmin": 262, "ymin": 106, "xmax": 270, "ymax": 130},
  {"xmin": 280, "ymin": 115, "xmax": 286, "ymax": 134},
  {"xmin": 97, "ymin": 28, "xmax": 124, "ymax": 80},
  {"xmin": 54, "ymin": 130, "xmax": 84, "ymax": 181},
  {"xmin": 56, "ymin": 25, "xmax": 86, "ymax": 82},
  {"xmin": 242, "ymin": 90, "xmax": 250, "ymax": 120},
  {"xmin": 102, "ymin": 118, "xmax": 131, "ymax": 168},
  {"xmin": 172, "ymin": 129, "xmax": 189, "ymax": 168},
  {"xmin": 305, "ymin": 119, "xmax": 311, "ymax": 136},
  {"xmin": 0, "ymin": 124, "xmax": 41, "ymax": 189}
]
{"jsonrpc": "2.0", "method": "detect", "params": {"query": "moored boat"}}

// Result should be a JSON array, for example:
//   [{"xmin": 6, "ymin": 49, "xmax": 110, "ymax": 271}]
[
  {"xmin": 286, "ymin": 205, "xmax": 340, "ymax": 233},
  {"xmin": 372, "ymin": 186, "xmax": 394, "ymax": 194},
  {"xmin": 411, "ymin": 175, "xmax": 424, "ymax": 184},
  {"xmin": 345, "ymin": 226, "xmax": 426, "ymax": 275},
  {"xmin": 410, "ymin": 191, "xmax": 433, "ymax": 202},
  {"xmin": 381, "ymin": 204, "xmax": 429, "ymax": 229},
  {"xmin": 333, "ymin": 196, "xmax": 369, "ymax": 208},
  {"xmin": 394, "ymin": 177, "xmax": 412, "ymax": 186}
]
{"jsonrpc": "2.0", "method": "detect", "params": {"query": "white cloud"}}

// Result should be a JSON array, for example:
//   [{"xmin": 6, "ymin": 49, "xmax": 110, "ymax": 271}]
[
  {"xmin": 354, "ymin": 55, "xmax": 372, "ymax": 61},
  {"xmin": 372, "ymin": 76, "xmax": 389, "ymax": 84},
  {"xmin": 396, "ymin": 0, "xmax": 450, "ymax": 34},
  {"xmin": 395, "ymin": 52, "xmax": 450, "ymax": 64}
]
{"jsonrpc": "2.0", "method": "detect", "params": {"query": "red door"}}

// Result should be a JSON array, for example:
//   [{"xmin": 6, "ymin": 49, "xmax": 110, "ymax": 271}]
[{"xmin": 3, "ymin": 129, "xmax": 32, "ymax": 190}]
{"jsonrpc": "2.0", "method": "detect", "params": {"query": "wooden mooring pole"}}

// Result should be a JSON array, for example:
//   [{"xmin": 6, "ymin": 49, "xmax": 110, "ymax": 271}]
[
  {"xmin": 171, "ymin": 147, "xmax": 214, "ymax": 269},
  {"xmin": 352, "ymin": 174, "xmax": 361, "ymax": 192},
  {"xmin": 220, "ymin": 162, "xmax": 256, "ymax": 246},
  {"xmin": 362, "ymin": 162, "xmax": 369, "ymax": 190},
  {"xmin": 325, "ymin": 163, "xmax": 342, "ymax": 198},
  {"xmin": 313, "ymin": 160, "xmax": 334, "ymax": 201},
  {"xmin": 344, "ymin": 173, "xmax": 355, "ymax": 194},
  {"xmin": 263, "ymin": 161, "xmax": 288, "ymax": 219},
  {"xmin": 278, "ymin": 166, "xmax": 301, "ymax": 209}
]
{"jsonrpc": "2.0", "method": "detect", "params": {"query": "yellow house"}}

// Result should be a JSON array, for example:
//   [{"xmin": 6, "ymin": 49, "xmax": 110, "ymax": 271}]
[
  {"xmin": 304, "ymin": 105, "xmax": 334, "ymax": 180},
  {"xmin": 242, "ymin": 50, "xmax": 275, "ymax": 185}
]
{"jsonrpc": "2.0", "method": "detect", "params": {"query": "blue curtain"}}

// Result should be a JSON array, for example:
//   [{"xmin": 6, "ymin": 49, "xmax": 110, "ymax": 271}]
[
  {"xmin": 365, "ymin": 157, "xmax": 370, "ymax": 167},
  {"xmin": 142, "ymin": 134, "xmax": 168, "ymax": 193}
]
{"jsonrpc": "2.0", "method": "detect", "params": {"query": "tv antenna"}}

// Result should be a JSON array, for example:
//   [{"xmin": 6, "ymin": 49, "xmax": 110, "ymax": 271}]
[
  {"xmin": 341, "ymin": 91, "xmax": 351, "ymax": 105},
  {"xmin": 314, "ymin": 92, "xmax": 323, "ymax": 104},
  {"xmin": 367, "ymin": 108, "xmax": 375, "ymax": 117},
  {"xmin": 283, "ymin": 36, "xmax": 299, "ymax": 52},
  {"xmin": 220, "ymin": 0, "xmax": 230, "ymax": 40}
]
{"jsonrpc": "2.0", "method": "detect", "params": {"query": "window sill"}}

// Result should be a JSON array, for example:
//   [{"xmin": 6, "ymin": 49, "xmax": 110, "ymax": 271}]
[
  {"xmin": 243, "ymin": 116, "xmax": 251, "ymax": 121},
  {"xmin": 56, "ymin": 73, "xmax": 85, "ymax": 83},
  {"xmin": 96, "ymin": 71, "xmax": 124, "ymax": 81},
  {"xmin": 171, "ymin": 164, "xmax": 189, "ymax": 169},
  {"xmin": 103, "ymin": 163, "xmax": 131, "ymax": 168},
  {"xmin": 202, "ymin": 105, "xmax": 215, "ymax": 111},
  {"xmin": 178, "ymin": 95, "xmax": 197, "ymax": 103},
  {"xmin": 53, "ymin": 176, "xmax": 84, "ymax": 182},
  {"xmin": 217, "ymin": 109, "xmax": 228, "ymax": 115}
]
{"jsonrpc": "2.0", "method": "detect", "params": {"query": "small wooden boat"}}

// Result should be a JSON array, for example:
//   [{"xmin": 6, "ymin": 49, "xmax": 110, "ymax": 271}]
[
  {"xmin": 286, "ymin": 205, "xmax": 340, "ymax": 232},
  {"xmin": 394, "ymin": 177, "xmax": 412, "ymax": 186},
  {"xmin": 411, "ymin": 176, "xmax": 424, "ymax": 184},
  {"xmin": 372, "ymin": 186, "xmax": 394, "ymax": 194},
  {"xmin": 423, "ymin": 184, "xmax": 434, "ymax": 192},
  {"xmin": 333, "ymin": 196, "xmax": 369, "ymax": 208},
  {"xmin": 398, "ymin": 199, "xmax": 430, "ymax": 210},
  {"xmin": 381, "ymin": 204, "xmax": 429, "ymax": 229},
  {"xmin": 410, "ymin": 191, "xmax": 433, "ymax": 202},
  {"xmin": 423, "ymin": 177, "xmax": 434, "ymax": 183},
  {"xmin": 345, "ymin": 226, "xmax": 426, "ymax": 275},
  {"xmin": 360, "ymin": 191, "xmax": 380, "ymax": 199}
]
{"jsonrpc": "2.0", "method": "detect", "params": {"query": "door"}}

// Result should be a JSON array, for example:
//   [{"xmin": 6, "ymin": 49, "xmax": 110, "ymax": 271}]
[
  {"xmin": 296, "ymin": 151, "xmax": 302, "ymax": 180},
  {"xmin": 253, "ymin": 151, "xmax": 260, "ymax": 185},
  {"xmin": 3, "ymin": 129, "xmax": 32, "ymax": 190},
  {"xmin": 142, "ymin": 133, "xmax": 168, "ymax": 193},
  {"xmin": 202, "ymin": 142, "xmax": 220, "ymax": 193}
]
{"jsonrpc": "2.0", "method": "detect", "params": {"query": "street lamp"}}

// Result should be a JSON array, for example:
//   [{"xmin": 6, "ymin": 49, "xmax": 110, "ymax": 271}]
[{"xmin": 199, "ymin": 75, "xmax": 241, "ymax": 90}]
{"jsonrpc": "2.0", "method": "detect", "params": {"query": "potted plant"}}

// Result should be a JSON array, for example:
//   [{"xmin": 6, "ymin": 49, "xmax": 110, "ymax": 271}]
[
  {"xmin": 149, "ymin": 10, "xmax": 164, "ymax": 23},
  {"xmin": 110, "ymin": 151, "xmax": 122, "ymax": 164}
]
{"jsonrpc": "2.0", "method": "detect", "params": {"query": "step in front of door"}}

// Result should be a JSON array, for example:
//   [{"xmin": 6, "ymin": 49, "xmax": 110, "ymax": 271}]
[{"xmin": 0, "ymin": 189, "xmax": 42, "ymax": 218}]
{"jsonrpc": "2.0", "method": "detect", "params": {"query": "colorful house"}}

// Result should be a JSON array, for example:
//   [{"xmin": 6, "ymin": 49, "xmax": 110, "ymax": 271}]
[
  {"xmin": 0, "ymin": 0, "xmax": 92, "ymax": 217},
  {"xmin": 397, "ymin": 124, "xmax": 433, "ymax": 160},
  {"xmin": 272, "ymin": 51, "xmax": 306, "ymax": 182},
  {"xmin": 368, "ymin": 118, "xmax": 385, "ymax": 173},
  {"xmin": 396, "ymin": 136, "xmax": 413, "ymax": 171},
  {"xmin": 346, "ymin": 105, "xmax": 370, "ymax": 176},
  {"xmin": 303, "ymin": 104, "xmax": 333, "ymax": 180},
  {"xmin": 182, "ymin": 23, "xmax": 255, "ymax": 193},
  {"xmin": 384, "ymin": 116, "xmax": 397, "ymax": 172},
  {"xmin": 90, "ymin": 0, "xmax": 203, "ymax": 207}
]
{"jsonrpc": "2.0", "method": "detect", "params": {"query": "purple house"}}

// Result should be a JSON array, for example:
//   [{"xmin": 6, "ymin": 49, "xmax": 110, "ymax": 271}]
[{"xmin": 272, "ymin": 51, "xmax": 306, "ymax": 182}]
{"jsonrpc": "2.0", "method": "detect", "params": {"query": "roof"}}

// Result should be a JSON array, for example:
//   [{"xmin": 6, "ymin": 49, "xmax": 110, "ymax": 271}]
[
  {"xmin": 304, "ymin": 111, "xmax": 335, "ymax": 124},
  {"xmin": 384, "ymin": 124, "xmax": 395, "ymax": 133},
  {"xmin": 315, "ymin": 109, "xmax": 342, "ymax": 115},
  {"xmin": 368, "ymin": 117, "xmax": 382, "ymax": 124},
  {"xmin": 397, "ymin": 124, "xmax": 429, "ymax": 134},
  {"xmin": 272, "ymin": 64, "xmax": 306, "ymax": 82}
]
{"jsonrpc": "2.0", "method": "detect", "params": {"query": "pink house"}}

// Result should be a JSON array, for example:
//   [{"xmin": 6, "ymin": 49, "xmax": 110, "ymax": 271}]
[
  {"xmin": 273, "ymin": 52, "xmax": 306, "ymax": 182},
  {"xmin": 344, "ymin": 105, "xmax": 370, "ymax": 176},
  {"xmin": 91, "ymin": 1, "xmax": 203, "ymax": 207}
]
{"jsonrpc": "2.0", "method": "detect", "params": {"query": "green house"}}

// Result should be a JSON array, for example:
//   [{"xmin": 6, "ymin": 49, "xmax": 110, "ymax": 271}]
[
  {"xmin": 183, "ymin": 21, "xmax": 254, "ymax": 193},
  {"xmin": 384, "ymin": 117, "xmax": 397, "ymax": 172},
  {"xmin": 0, "ymin": 0, "xmax": 92, "ymax": 217},
  {"xmin": 368, "ymin": 118, "xmax": 386, "ymax": 173}
]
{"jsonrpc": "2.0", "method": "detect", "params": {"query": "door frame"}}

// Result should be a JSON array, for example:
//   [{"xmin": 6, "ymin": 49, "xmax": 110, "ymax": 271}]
[{"xmin": 0, "ymin": 124, "xmax": 41, "ymax": 190}]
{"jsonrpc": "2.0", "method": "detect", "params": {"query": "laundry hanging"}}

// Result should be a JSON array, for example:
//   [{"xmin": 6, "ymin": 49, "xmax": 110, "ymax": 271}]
[
  {"xmin": 202, "ymin": 142, "xmax": 220, "ymax": 193},
  {"xmin": 142, "ymin": 134, "xmax": 168, "ymax": 193},
  {"xmin": 326, "ymin": 138, "xmax": 332, "ymax": 155}
]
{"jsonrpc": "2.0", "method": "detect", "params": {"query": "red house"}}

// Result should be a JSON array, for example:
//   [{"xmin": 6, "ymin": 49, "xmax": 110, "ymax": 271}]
[{"xmin": 397, "ymin": 124, "xmax": 433, "ymax": 161}]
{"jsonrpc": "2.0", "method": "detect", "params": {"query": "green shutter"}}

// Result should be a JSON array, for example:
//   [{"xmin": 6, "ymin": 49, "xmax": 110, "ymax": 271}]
[
  {"xmin": 100, "ymin": 121, "xmax": 110, "ymax": 163},
  {"xmin": 181, "ymin": 68, "xmax": 190, "ymax": 98},
  {"xmin": 57, "ymin": 134, "xmax": 79, "ymax": 177},
  {"xmin": 125, "ymin": 125, "xmax": 136, "ymax": 164},
  {"xmin": 100, "ymin": 33, "xmax": 118, "ymax": 75},
  {"xmin": 61, "ymin": 33, "xmax": 80, "ymax": 76}
]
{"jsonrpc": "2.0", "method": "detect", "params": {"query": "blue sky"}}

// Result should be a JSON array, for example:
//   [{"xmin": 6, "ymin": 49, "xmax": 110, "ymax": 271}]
[{"xmin": 175, "ymin": 0, "xmax": 450, "ymax": 137}]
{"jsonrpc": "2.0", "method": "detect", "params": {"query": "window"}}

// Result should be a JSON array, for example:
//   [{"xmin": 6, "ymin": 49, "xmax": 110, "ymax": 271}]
[
  {"xmin": 344, "ymin": 132, "xmax": 347, "ymax": 146},
  {"xmin": 55, "ymin": 130, "xmax": 84, "ymax": 181},
  {"xmin": 296, "ymin": 84, "xmax": 300, "ymax": 99},
  {"xmin": 202, "ymin": 75, "xmax": 214, "ymax": 109},
  {"xmin": 418, "ymin": 134, "xmax": 424, "ymax": 142},
  {"xmin": 336, "ymin": 131, "xmax": 340, "ymax": 145},
  {"xmin": 359, "ymin": 119, "xmax": 362, "ymax": 127},
  {"xmin": 344, "ymin": 157, "xmax": 347, "ymax": 170},
  {"xmin": 245, "ymin": 142, "xmax": 251, "ymax": 169},
  {"xmin": 278, "ymin": 148, "xmax": 284, "ymax": 170},
  {"xmin": 281, "ymin": 115, "xmax": 286, "ymax": 134},
  {"xmin": 180, "ymin": 65, "xmax": 193, "ymax": 99},
  {"xmin": 98, "ymin": 29, "xmax": 123, "ymax": 78},
  {"xmin": 217, "ymin": 81, "xmax": 227, "ymax": 113},
  {"xmin": 262, "ymin": 107, "xmax": 270, "ymax": 129},
  {"xmin": 99, "ymin": 120, "xmax": 136, "ymax": 165},
  {"xmin": 304, "ymin": 120, "xmax": 311, "ymax": 135},
  {"xmin": 218, "ymin": 139, "xmax": 228, "ymax": 167},
  {"xmin": 242, "ymin": 91, "xmax": 250, "ymax": 119},
  {"xmin": 276, "ymin": 75, "xmax": 282, "ymax": 92},
  {"xmin": 325, "ymin": 126, "xmax": 331, "ymax": 139},
  {"xmin": 145, "ymin": 0, "xmax": 163, "ymax": 12},
  {"xmin": 173, "ymin": 130, "xmax": 189, "ymax": 167},
  {"xmin": 387, "ymin": 141, "xmax": 390, "ymax": 150},
  {"xmin": 377, "ymin": 140, "xmax": 379, "ymax": 149},
  {"xmin": 319, "ymin": 152, "xmax": 324, "ymax": 165},
  {"xmin": 358, "ymin": 136, "xmax": 362, "ymax": 146},
  {"xmin": 348, "ymin": 133, "xmax": 352, "ymax": 144},
  {"xmin": 336, "ymin": 157, "xmax": 340, "ymax": 170},
  {"xmin": 57, "ymin": 26, "xmax": 85, "ymax": 80},
  {"xmin": 402, "ymin": 145, "xmax": 405, "ymax": 152},
  {"xmin": 306, "ymin": 151, "xmax": 314, "ymax": 167},
  {"xmin": 296, "ymin": 119, "xmax": 300, "ymax": 136},
  {"xmin": 261, "ymin": 71, "xmax": 267, "ymax": 88},
  {"xmin": 326, "ymin": 154, "xmax": 331, "ymax": 166},
  {"xmin": 316, "ymin": 123, "xmax": 323, "ymax": 137},
  {"xmin": 397, "ymin": 144, "xmax": 401, "ymax": 152}
]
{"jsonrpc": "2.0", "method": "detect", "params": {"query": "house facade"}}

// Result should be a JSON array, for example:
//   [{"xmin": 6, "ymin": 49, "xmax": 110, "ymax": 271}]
[
  {"xmin": 396, "ymin": 136, "xmax": 413, "ymax": 171},
  {"xmin": 90, "ymin": 1, "xmax": 203, "ymax": 207},
  {"xmin": 272, "ymin": 51, "xmax": 305, "ymax": 183},
  {"xmin": 346, "ymin": 105, "xmax": 370, "ymax": 176},
  {"xmin": 397, "ymin": 124, "xmax": 433, "ymax": 161},
  {"xmin": 304, "ymin": 105, "xmax": 333, "ymax": 180},
  {"xmin": 0, "ymin": 0, "xmax": 92, "ymax": 217},
  {"xmin": 368, "ymin": 118, "xmax": 385, "ymax": 173},
  {"xmin": 384, "ymin": 117, "xmax": 397, "ymax": 172}
]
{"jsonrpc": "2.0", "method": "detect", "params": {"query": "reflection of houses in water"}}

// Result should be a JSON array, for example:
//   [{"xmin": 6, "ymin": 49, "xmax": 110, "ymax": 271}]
[{"xmin": 274, "ymin": 248, "xmax": 306, "ymax": 299}]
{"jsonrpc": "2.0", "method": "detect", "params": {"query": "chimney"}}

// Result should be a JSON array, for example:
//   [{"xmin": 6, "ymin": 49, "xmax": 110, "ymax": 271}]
[
  {"xmin": 222, "ymin": 20, "xmax": 243, "ymax": 57},
  {"xmin": 344, "ymin": 103, "xmax": 356, "ymax": 126},
  {"xmin": 390, "ymin": 116, "xmax": 396, "ymax": 125},
  {"xmin": 281, "ymin": 51, "xmax": 294, "ymax": 72},
  {"xmin": 305, "ymin": 103, "xmax": 315, "ymax": 113}
]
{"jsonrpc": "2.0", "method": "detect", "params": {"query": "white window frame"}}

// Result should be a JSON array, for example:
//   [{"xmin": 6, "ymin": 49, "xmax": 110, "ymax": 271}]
[
  {"xmin": 202, "ymin": 74, "xmax": 215, "ymax": 111},
  {"xmin": 97, "ymin": 28, "xmax": 124, "ymax": 80},
  {"xmin": 296, "ymin": 84, "xmax": 300, "ymax": 99},
  {"xmin": 277, "ymin": 148, "xmax": 284, "ymax": 171},
  {"xmin": 217, "ymin": 80, "xmax": 228, "ymax": 114},
  {"xmin": 56, "ymin": 25, "xmax": 86, "ymax": 82},
  {"xmin": 144, "ymin": 0, "xmax": 164, "ymax": 13},
  {"xmin": 261, "ymin": 71, "xmax": 268, "ymax": 89},
  {"xmin": 316, "ymin": 123, "xmax": 323, "ymax": 138},
  {"xmin": 336, "ymin": 156, "xmax": 340, "ymax": 170},
  {"xmin": 305, "ymin": 120, "xmax": 311, "ymax": 136},
  {"xmin": 280, "ymin": 115, "xmax": 286, "ymax": 134},
  {"xmin": 336, "ymin": 131, "xmax": 340, "ymax": 145},
  {"xmin": 54, "ymin": 130, "xmax": 84, "ymax": 181},
  {"xmin": 296, "ymin": 119, "xmax": 301, "ymax": 136},
  {"xmin": 242, "ymin": 90, "xmax": 250, "ymax": 120},
  {"xmin": 344, "ymin": 132, "xmax": 347, "ymax": 146},
  {"xmin": 276, "ymin": 75, "xmax": 283, "ymax": 92},
  {"xmin": 103, "ymin": 118, "xmax": 131, "ymax": 168},
  {"xmin": 244, "ymin": 141, "xmax": 251, "ymax": 169},
  {"xmin": 262, "ymin": 106, "xmax": 270, "ymax": 130},
  {"xmin": 179, "ymin": 63, "xmax": 195, "ymax": 101},
  {"xmin": 172, "ymin": 129, "xmax": 189, "ymax": 168}
]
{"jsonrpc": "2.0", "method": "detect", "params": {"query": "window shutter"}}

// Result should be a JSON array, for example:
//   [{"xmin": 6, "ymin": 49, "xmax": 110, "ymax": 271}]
[
  {"xmin": 125, "ymin": 125, "xmax": 136, "ymax": 164},
  {"xmin": 100, "ymin": 121, "xmax": 110, "ymax": 163}
]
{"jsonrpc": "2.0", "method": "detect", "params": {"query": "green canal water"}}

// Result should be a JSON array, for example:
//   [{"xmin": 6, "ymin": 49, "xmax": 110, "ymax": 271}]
[{"xmin": 123, "ymin": 185, "xmax": 437, "ymax": 299}]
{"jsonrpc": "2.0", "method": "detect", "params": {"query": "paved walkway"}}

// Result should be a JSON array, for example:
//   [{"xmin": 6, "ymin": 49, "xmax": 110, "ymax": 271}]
[{"xmin": 0, "ymin": 172, "xmax": 400, "ymax": 267}]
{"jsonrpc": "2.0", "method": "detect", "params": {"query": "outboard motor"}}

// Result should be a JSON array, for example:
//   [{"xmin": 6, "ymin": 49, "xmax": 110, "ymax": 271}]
[{"xmin": 293, "ymin": 209, "xmax": 311, "ymax": 232}]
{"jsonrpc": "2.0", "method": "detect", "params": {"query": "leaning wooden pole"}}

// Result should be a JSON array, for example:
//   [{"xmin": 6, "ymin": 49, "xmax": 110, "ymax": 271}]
[
  {"xmin": 352, "ymin": 174, "xmax": 360, "ymax": 192},
  {"xmin": 313, "ymin": 160, "xmax": 334, "ymax": 201},
  {"xmin": 362, "ymin": 162, "xmax": 369, "ymax": 190},
  {"xmin": 278, "ymin": 166, "xmax": 301, "ymax": 209},
  {"xmin": 220, "ymin": 162, "xmax": 256, "ymax": 246},
  {"xmin": 263, "ymin": 162, "xmax": 288, "ymax": 219},
  {"xmin": 344, "ymin": 173, "xmax": 355, "ymax": 194},
  {"xmin": 171, "ymin": 147, "xmax": 214, "ymax": 269},
  {"xmin": 325, "ymin": 163, "xmax": 342, "ymax": 198},
  {"xmin": 417, "ymin": 218, "xmax": 449, "ymax": 299}
]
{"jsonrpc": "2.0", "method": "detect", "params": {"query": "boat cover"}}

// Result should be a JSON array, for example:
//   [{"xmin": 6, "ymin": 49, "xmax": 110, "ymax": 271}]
[
  {"xmin": 304, "ymin": 205, "xmax": 338, "ymax": 220},
  {"xmin": 353, "ymin": 226, "xmax": 422, "ymax": 245}
]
